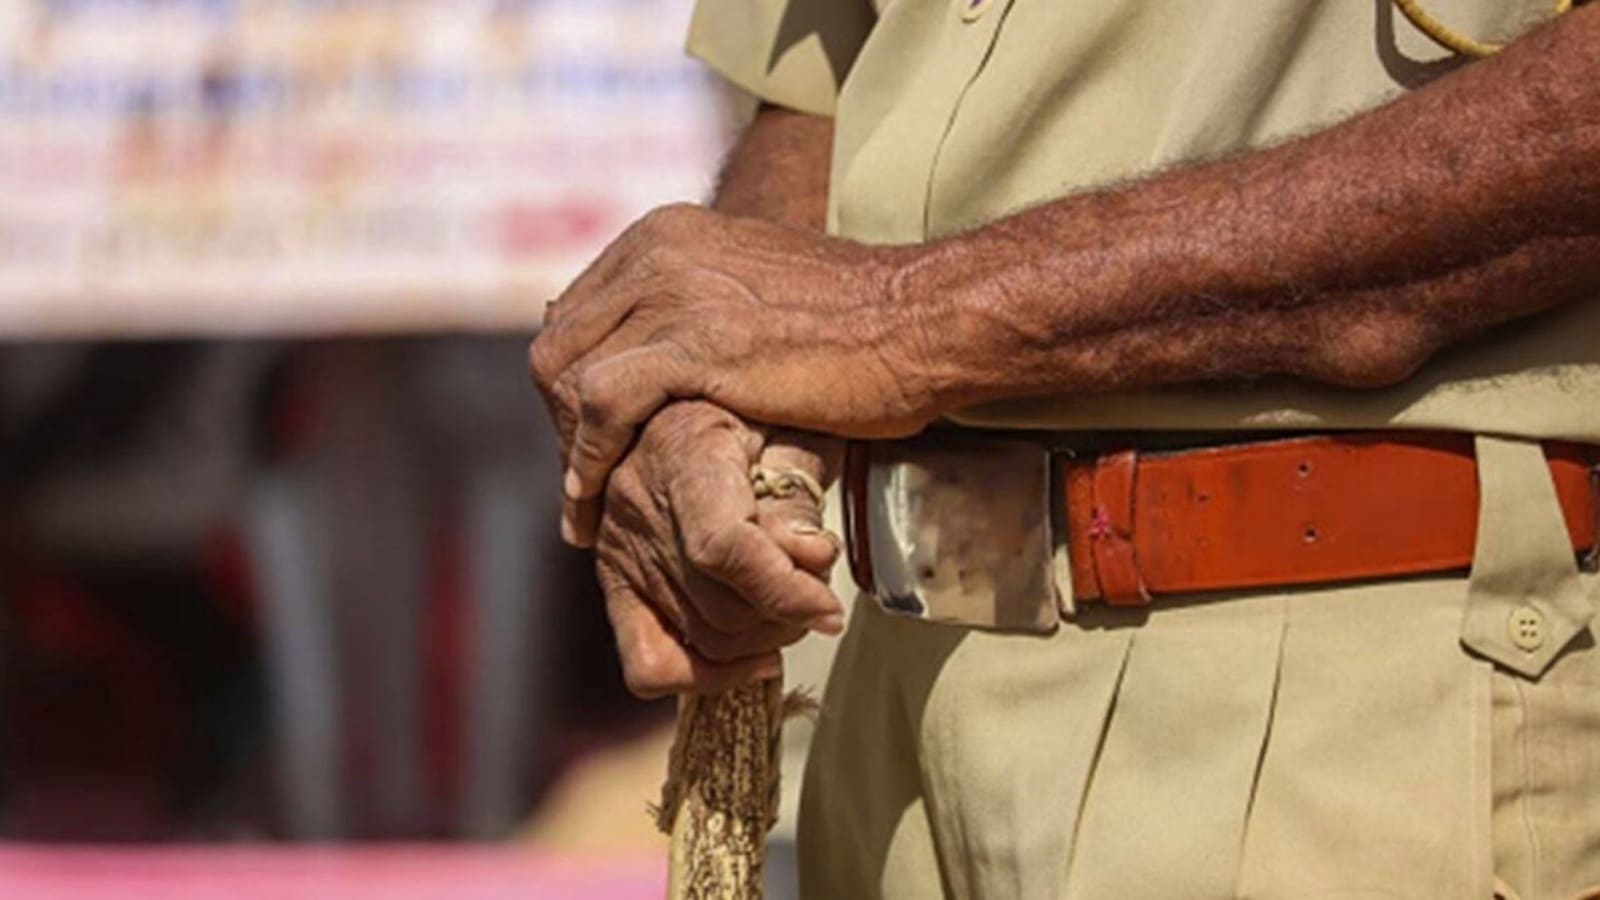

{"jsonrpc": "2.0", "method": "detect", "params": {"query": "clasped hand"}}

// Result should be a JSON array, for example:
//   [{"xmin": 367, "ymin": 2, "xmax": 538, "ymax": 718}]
[
  {"xmin": 530, "ymin": 203, "xmax": 940, "ymax": 536},
  {"xmin": 531, "ymin": 204, "xmax": 937, "ymax": 695}
]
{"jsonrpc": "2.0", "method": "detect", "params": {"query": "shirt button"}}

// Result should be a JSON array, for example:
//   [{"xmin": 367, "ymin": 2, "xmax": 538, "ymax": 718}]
[
  {"xmin": 960, "ymin": 0, "xmax": 995, "ymax": 22},
  {"xmin": 1507, "ymin": 605, "xmax": 1546, "ymax": 653}
]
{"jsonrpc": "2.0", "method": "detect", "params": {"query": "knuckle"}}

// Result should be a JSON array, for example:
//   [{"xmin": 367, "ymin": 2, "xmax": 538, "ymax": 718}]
[
  {"xmin": 571, "ymin": 430, "xmax": 609, "ymax": 472},
  {"xmin": 684, "ymin": 525, "xmax": 733, "ymax": 574},
  {"xmin": 527, "ymin": 339, "xmax": 559, "ymax": 386},
  {"xmin": 645, "ymin": 202, "xmax": 695, "ymax": 228},
  {"xmin": 636, "ymin": 245, "xmax": 675, "ymax": 276},
  {"xmin": 602, "ymin": 461, "xmax": 643, "ymax": 508},
  {"xmin": 576, "ymin": 369, "xmax": 617, "ymax": 427},
  {"xmin": 636, "ymin": 206, "xmax": 674, "ymax": 237},
  {"xmin": 635, "ymin": 204, "xmax": 704, "ymax": 251},
  {"xmin": 552, "ymin": 372, "xmax": 581, "ymax": 420}
]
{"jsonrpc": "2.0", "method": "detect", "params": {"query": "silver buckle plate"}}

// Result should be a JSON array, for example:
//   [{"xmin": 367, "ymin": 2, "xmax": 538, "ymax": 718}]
[{"xmin": 863, "ymin": 434, "xmax": 1059, "ymax": 633}]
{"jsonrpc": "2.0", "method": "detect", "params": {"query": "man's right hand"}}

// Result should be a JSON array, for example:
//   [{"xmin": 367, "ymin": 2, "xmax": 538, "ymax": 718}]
[{"xmin": 594, "ymin": 400, "xmax": 844, "ymax": 698}]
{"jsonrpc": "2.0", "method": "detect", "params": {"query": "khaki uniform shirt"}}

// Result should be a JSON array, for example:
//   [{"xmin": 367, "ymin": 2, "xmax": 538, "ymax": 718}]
[
  {"xmin": 688, "ymin": 0, "xmax": 1600, "ymax": 443},
  {"xmin": 687, "ymin": 3, "xmax": 1600, "ymax": 898}
]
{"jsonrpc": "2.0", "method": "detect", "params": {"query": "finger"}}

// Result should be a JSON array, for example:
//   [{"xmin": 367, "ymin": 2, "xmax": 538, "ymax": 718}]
[
  {"xmin": 599, "ymin": 524, "xmax": 791, "ymax": 685},
  {"xmin": 751, "ymin": 475, "xmax": 836, "ymax": 577},
  {"xmin": 624, "ymin": 499, "xmax": 772, "ymax": 635},
  {"xmin": 683, "ymin": 518, "xmax": 844, "ymax": 633},
  {"xmin": 529, "ymin": 293, "xmax": 615, "ymax": 398},
  {"xmin": 529, "ymin": 276, "xmax": 646, "ymax": 417},
  {"xmin": 669, "ymin": 441, "xmax": 845, "ymax": 630},
  {"xmin": 600, "ymin": 565, "xmax": 780, "ymax": 699},
  {"xmin": 541, "ymin": 204, "xmax": 697, "ymax": 337},
  {"xmin": 542, "ymin": 271, "xmax": 677, "ymax": 371},
  {"xmin": 680, "ymin": 604, "xmax": 808, "ymax": 664},
  {"xmin": 538, "ymin": 219, "xmax": 644, "ymax": 333},
  {"xmin": 757, "ymin": 436, "xmax": 835, "ymax": 484},
  {"xmin": 560, "ymin": 494, "xmax": 604, "ymax": 548},
  {"xmin": 538, "ymin": 323, "xmax": 655, "ymax": 482},
  {"xmin": 754, "ymin": 437, "xmax": 842, "ymax": 575},
  {"xmin": 617, "ymin": 514, "xmax": 767, "ymax": 636},
  {"xmin": 542, "ymin": 365, "xmax": 580, "ymax": 454},
  {"xmin": 566, "ymin": 345, "xmax": 693, "ymax": 503},
  {"xmin": 678, "ymin": 564, "xmax": 768, "ymax": 633},
  {"xmin": 760, "ymin": 506, "xmax": 840, "ymax": 579}
]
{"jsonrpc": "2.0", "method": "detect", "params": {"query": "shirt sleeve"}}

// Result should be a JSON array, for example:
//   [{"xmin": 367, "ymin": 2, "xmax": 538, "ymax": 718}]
[{"xmin": 686, "ymin": 0, "xmax": 876, "ymax": 117}]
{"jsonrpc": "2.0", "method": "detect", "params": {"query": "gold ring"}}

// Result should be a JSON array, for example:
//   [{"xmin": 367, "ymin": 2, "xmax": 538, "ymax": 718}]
[{"xmin": 750, "ymin": 465, "xmax": 826, "ymax": 511}]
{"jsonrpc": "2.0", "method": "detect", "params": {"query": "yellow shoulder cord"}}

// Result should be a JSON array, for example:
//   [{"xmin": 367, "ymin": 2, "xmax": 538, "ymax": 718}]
[{"xmin": 1394, "ymin": 0, "xmax": 1572, "ymax": 57}]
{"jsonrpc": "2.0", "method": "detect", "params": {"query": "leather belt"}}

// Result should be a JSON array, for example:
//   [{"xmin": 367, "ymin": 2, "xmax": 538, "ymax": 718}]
[{"xmin": 844, "ymin": 432, "xmax": 1600, "ymax": 608}]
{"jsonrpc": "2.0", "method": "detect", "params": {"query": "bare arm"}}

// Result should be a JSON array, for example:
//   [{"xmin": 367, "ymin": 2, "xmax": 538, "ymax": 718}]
[
  {"xmin": 535, "ymin": 5, "xmax": 1600, "ymax": 505},
  {"xmin": 712, "ymin": 104, "xmax": 833, "ymax": 229},
  {"xmin": 907, "ymin": 3, "xmax": 1600, "ymax": 406}
]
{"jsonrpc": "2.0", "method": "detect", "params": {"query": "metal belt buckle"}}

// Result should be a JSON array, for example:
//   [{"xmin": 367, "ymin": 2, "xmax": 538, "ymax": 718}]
[{"xmin": 860, "ymin": 433, "xmax": 1059, "ymax": 633}]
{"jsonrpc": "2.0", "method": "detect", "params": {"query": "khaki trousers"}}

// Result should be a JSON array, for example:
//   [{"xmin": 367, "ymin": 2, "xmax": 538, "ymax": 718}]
[{"xmin": 798, "ymin": 440, "xmax": 1600, "ymax": 899}]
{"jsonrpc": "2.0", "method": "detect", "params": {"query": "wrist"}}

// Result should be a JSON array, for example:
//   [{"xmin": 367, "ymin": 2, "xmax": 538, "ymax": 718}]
[
  {"xmin": 646, "ymin": 400, "xmax": 767, "ymax": 459},
  {"xmin": 880, "ymin": 233, "xmax": 1069, "ymax": 413},
  {"xmin": 882, "ymin": 207, "xmax": 1206, "ymax": 409}
]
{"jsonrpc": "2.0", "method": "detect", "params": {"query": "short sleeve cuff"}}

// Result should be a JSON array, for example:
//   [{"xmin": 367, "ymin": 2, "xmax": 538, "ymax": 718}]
[{"xmin": 686, "ymin": 0, "xmax": 875, "ymax": 117}]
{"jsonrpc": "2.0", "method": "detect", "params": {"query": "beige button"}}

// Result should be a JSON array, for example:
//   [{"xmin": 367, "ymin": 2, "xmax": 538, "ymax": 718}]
[
  {"xmin": 1507, "ymin": 605, "xmax": 1546, "ymax": 652},
  {"xmin": 960, "ymin": 0, "xmax": 995, "ymax": 23}
]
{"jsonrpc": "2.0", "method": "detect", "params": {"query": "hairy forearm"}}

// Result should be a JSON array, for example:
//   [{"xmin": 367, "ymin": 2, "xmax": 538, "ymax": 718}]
[
  {"xmin": 901, "ymin": 4, "xmax": 1600, "ymax": 408},
  {"xmin": 712, "ymin": 104, "xmax": 833, "ymax": 230},
  {"xmin": 676, "ymin": 105, "xmax": 838, "ymax": 440}
]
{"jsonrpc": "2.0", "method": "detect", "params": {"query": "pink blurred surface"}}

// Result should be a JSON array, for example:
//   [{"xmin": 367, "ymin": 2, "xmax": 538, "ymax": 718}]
[{"xmin": 0, "ymin": 844, "xmax": 665, "ymax": 900}]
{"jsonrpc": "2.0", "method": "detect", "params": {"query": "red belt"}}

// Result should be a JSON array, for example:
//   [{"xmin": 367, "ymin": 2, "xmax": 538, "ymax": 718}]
[{"xmin": 845, "ymin": 433, "xmax": 1600, "ymax": 607}]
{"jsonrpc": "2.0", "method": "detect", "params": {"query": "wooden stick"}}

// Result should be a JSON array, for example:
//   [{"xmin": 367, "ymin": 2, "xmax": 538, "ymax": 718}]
[{"xmin": 658, "ymin": 679, "xmax": 785, "ymax": 899}]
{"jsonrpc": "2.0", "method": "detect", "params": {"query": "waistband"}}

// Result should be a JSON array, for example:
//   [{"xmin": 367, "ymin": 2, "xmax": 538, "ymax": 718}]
[{"xmin": 843, "ymin": 429, "xmax": 1599, "ymax": 619}]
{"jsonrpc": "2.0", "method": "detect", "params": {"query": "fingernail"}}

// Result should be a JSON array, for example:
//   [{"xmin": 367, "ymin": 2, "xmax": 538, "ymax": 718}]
[
  {"xmin": 809, "ymin": 613, "xmax": 845, "ymax": 635},
  {"xmin": 756, "ymin": 661, "xmax": 783, "ymax": 680},
  {"xmin": 559, "ymin": 516, "xmax": 578, "ymax": 546},
  {"xmin": 790, "ymin": 523, "xmax": 841, "ymax": 550},
  {"xmin": 563, "ymin": 468, "xmax": 582, "ymax": 500}
]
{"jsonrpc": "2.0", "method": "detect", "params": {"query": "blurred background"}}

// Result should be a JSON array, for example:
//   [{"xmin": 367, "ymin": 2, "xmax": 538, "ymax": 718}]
[{"xmin": 0, "ymin": 1, "xmax": 822, "ymax": 896}]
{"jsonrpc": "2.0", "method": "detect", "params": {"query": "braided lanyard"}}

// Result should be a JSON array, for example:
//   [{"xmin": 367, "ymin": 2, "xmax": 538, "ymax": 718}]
[{"xmin": 1394, "ymin": 0, "xmax": 1572, "ymax": 57}]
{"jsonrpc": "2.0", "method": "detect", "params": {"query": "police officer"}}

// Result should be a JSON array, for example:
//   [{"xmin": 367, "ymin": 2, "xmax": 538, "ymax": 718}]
[{"xmin": 530, "ymin": 2, "xmax": 1600, "ymax": 896}]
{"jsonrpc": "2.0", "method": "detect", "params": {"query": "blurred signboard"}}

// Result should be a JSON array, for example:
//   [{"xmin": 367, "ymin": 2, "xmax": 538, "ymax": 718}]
[{"xmin": 0, "ymin": 0, "xmax": 730, "ymax": 336}]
